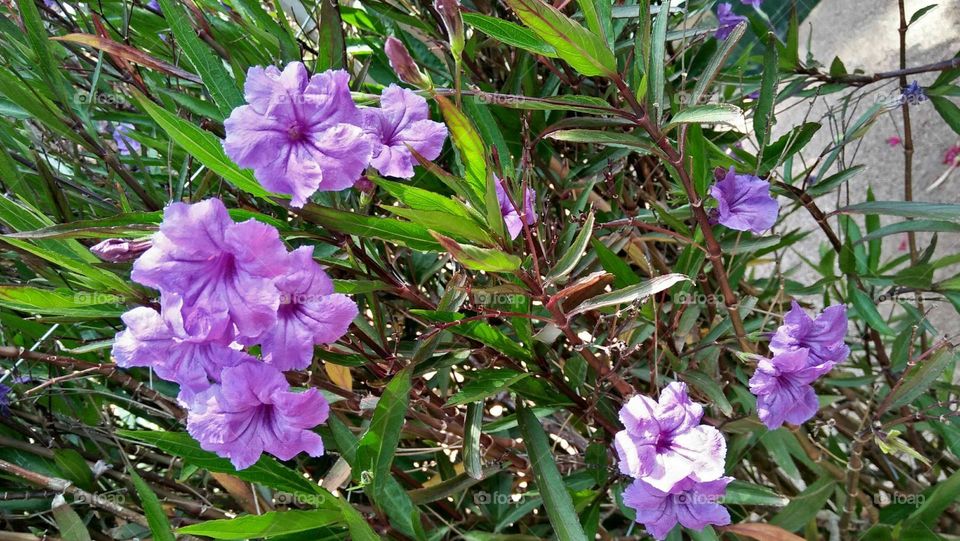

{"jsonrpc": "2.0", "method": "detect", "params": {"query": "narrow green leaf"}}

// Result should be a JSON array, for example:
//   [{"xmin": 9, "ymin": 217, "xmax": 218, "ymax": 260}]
[
  {"xmin": 463, "ymin": 401, "xmax": 485, "ymax": 479},
  {"xmin": 129, "ymin": 469, "xmax": 176, "ymax": 541},
  {"xmin": 503, "ymin": 0, "xmax": 616, "ymax": 77},
  {"xmin": 849, "ymin": 286, "xmax": 894, "ymax": 335},
  {"xmin": 299, "ymin": 204, "xmax": 442, "ymax": 251},
  {"xmin": 669, "ymin": 103, "xmax": 745, "ymax": 128},
  {"xmin": 157, "ymin": 0, "xmax": 244, "ymax": 119},
  {"xmin": 432, "ymin": 232, "xmax": 522, "ymax": 272},
  {"xmin": 437, "ymin": 96, "xmax": 488, "ymax": 208},
  {"xmin": 754, "ymin": 33, "xmax": 779, "ymax": 153},
  {"xmin": 517, "ymin": 403, "xmax": 588, "ymax": 541},
  {"xmin": 883, "ymin": 346, "xmax": 955, "ymax": 412},
  {"xmin": 568, "ymin": 273, "xmax": 689, "ymax": 316},
  {"xmin": 447, "ymin": 369, "xmax": 530, "ymax": 407},
  {"xmin": 462, "ymin": 13, "xmax": 558, "ymax": 57},
  {"xmin": 837, "ymin": 201, "xmax": 960, "ymax": 223},
  {"xmin": 691, "ymin": 22, "xmax": 745, "ymax": 104},
  {"xmin": 177, "ymin": 510, "xmax": 342, "ymax": 539},
  {"xmin": 648, "ymin": 0, "xmax": 670, "ymax": 118},
  {"xmin": 547, "ymin": 210, "xmax": 594, "ymax": 283},
  {"xmin": 356, "ymin": 367, "xmax": 413, "ymax": 502}
]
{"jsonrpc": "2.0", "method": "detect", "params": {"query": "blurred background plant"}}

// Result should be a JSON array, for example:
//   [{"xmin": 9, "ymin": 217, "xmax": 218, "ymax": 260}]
[{"xmin": 0, "ymin": 0, "xmax": 959, "ymax": 540}]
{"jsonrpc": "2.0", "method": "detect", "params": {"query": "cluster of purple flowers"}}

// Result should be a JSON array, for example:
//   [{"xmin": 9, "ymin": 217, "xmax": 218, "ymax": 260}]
[
  {"xmin": 112, "ymin": 197, "xmax": 358, "ymax": 469},
  {"xmin": 222, "ymin": 62, "xmax": 448, "ymax": 207},
  {"xmin": 615, "ymin": 383, "xmax": 733, "ymax": 539},
  {"xmin": 749, "ymin": 301, "xmax": 849, "ymax": 429},
  {"xmin": 708, "ymin": 167, "xmax": 779, "ymax": 235}
]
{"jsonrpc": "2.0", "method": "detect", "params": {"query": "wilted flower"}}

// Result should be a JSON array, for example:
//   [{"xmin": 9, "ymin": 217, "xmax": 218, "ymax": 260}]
[
  {"xmin": 186, "ymin": 361, "xmax": 329, "ymax": 469},
  {"xmin": 623, "ymin": 476, "xmax": 733, "ymax": 540},
  {"xmin": 614, "ymin": 382, "xmax": 726, "ymax": 491},
  {"xmin": 90, "ymin": 238, "xmax": 152, "ymax": 263},
  {"xmin": 384, "ymin": 37, "xmax": 431, "ymax": 89},
  {"xmin": 495, "ymin": 178, "xmax": 537, "ymax": 240},
  {"xmin": 112, "ymin": 293, "xmax": 249, "ymax": 400},
  {"xmin": 715, "ymin": 3, "xmax": 746, "ymax": 40},
  {"xmin": 131, "ymin": 198, "xmax": 289, "ymax": 338},
  {"xmin": 886, "ymin": 136, "xmax": 902, "ymax": 147},
  {"xmin": 708, "ymin": 167, "xmax": 779, "ymax": 234},
  {"xmin": 112, "ymin": 123, "xmax": 140, "ymax": 155},
  {"xmin": 223, "ymin": 63, "xmax": 372, "ymax": 207},
  {"xmin": 244, "ymin": 247, "xmax": 358, "ymax": 371},
  {"xmin": 901, "ymin": 81, "xmax": 926, "ymax": 105},
  {"xmin": 362, "ymin": 85, "xmax": 448, "ymax": 178},
  {"xmin": 749, "ymin": 348, "xmax": 834, "ymax": 429},
  {"xmin": 943, "ymin": 145, "xmax": 960, "ymax": 167},
  {"xmin": 769, "ymin": 301, "xmax": 849, "ymax": 367}
]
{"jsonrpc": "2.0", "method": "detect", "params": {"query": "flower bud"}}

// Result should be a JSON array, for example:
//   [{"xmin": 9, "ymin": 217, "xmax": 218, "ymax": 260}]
[
  {"xmin": 384, "ymin": 37, "xmax": 432, "ymax": 90},
  {"xmin": 90, "ymin": 238, "xmax": 151, "ymax": 263},
  {"xmin": 434, "ymin": 0, "xmax": 464, "ymax": 57}
]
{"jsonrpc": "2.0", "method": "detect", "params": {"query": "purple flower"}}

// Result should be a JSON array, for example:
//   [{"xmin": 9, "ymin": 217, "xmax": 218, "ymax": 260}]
[
  {"xmin": 0, "ymin": 383, "xmax": 12, "ymax": 416},
  {"xmin": 769, "ymin": 301, "xmax": 849, "ymax": 367},
  {"xmin": 146, "ymin": 0, "xmax": 161, "ymax": 12},
  {"xmin": 90, "ymin": 238, "xmax": 152, "ymax": 263},
  {"xmin": 362, "ymin": 85, "xmax": 447, "ymax": 178},
  {"xmin": 901, "ymin": 81, "xmax": 926, "ymax": 105},
  {"xmin": 244, "ymin": 247, "xmax": 358, "ymax": 371},
  {"xmin": 715, "ymin": 3, "xmax": 747, "ymax": 40},
  {"xmin": 495, "ymin": 178, "xmax": 537, "ymax": 240},
  {"xmin": 749, "ymin": 348, "xmax": 834, "ymax": 429},
  {"xmin": 741, "ymin": 0, "xmax": 762, "ymax": 7},
  {"xmin": 186, "ymin": 361, "xmax": 329, "ymax": 469},
  {"xmin": 112, "ymin": 293, "xmax": 248, "ymax": 400},
  {"xmin": 131, "ymin": 198, "xmax": 289, "ymax": 339},
  {"xmin": 223, "ymin": 63, "xmax": 372, "ymax": 207},
  {"xmin": 614, "ymin": 382, "xmax": 726, "ymax": 491},
  {"xmin": 112, "ymin": 123, "xmax": 140, "ymax": 155},
  {"xmin": 708, "ymin": 167, "xmax": 778, "ymax": 234},
  {"xmin": 623, "ymin": 476, "xmax": 733, "ymax": 540},
  {"xmin": 944, "ymin": 145, "xmax": 960, "ymax": 167}
]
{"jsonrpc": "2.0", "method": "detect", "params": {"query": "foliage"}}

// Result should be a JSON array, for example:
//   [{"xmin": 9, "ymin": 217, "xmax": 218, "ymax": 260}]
[{"xmin": 0, "ymin": 0, "xmax": 959, "ymax": 540}]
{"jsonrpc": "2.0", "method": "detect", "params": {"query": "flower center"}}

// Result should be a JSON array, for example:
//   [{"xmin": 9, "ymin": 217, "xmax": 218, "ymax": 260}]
[{"xmin": 287, "ymin": 122, "xmax": 305, "ymax": 142}]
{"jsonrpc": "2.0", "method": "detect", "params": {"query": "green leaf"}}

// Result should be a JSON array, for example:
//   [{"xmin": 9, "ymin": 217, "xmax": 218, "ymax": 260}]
[
  {"xmin": 411, "ymin": 310, "xmax": 532, "ymax": 361},
  {"xmin": 669, "ymin": 104, "xmax": 745, "ymax": 129},
  {"xmin": 356, "ymin": 367, "xmax": 413, "ymax": 503},
  {"xmin": 52, "ymin": 502, "xmax": 92, "ymax": 541},
  {"xmin": 372, "ymin": 177, "xmax": 477, "ymax": 220},
  {"xmin": 316, "ymin": 0, "xmax": 347, "ymax": 70},
  {"xmin": 849, "ymin": 286, "xmax": 894, "ymax": 335},
  {"xmin": 806, "ymin": 165, "xmax": 865, "ymax": 196},
  {"xmin": 117, "ymin": 431, "xmax": 320, "ymax": 496},
  {"xmin": 648, "ymin": 0, "xmax": 670, "ymax": 118},
  {"xmin": 386, "ymin": 206, "xmax": 493, "ymax": 245},
  {"xmin": 856, "ymin": 220, "xmax": 960, "ymax": 244},
  {"xmin": 129, "ymin": 469, "xmax": 176, "ymax": 541},
  {"xmin": 546, "ymin": 210, "xmax": 594, "ymax": 283},
  {"xmin": 177, "ymin": 510, "xmax": 342, "ymax": 539},
  {"xmin": 503, "ymin": 0, "xmax": 616, "ymax": 77},
  {"xmin": 930, "ymin": 95, "xmax": 960, "ymax": 136},
  {"xmin": 690, "ymin": 22, "xmax": 745, "ymax": 105},
  {"xmin": 431, "ymin": 232, "xmax": 522, "ymax": 272},
  {"xmin": 300, "ymin": 204, "xmax": 442, "ymax": 251},
  {"xmin": 462, "ymin": 13, "xmax": 558, "ymax": 57},
  {"xmin": 754, "ymin": 33, "xmax": 779, "ymax": 153},
  {"xmin": 446, "ymin": 369, "xmax": 530, "ymax": 407},
  {"xmin": 463, "ymin": 402, "xmax": 485, "ymax": 479},
  {"xmin": 770, "ymin": 477, "xmax": 835, "ymax": 532},
  {"xmin": 681, "ymin": 371, "xmax": 733, "ymax": 416},
  {"xmin": 517, "ymin": 403, "xmax": 588, "ymax": 541},
  {"xmin": 132, "ymin": 91, "xmax": 272, "ymax": 199},
  {"xmin": 0, "ymin": 286, "xmax": 126, "ymax": 318},
  {"xmin": 759, "ymin": 122, "xmax": 820, "ymax": 176},
  {"xmin": 437, "ymin": 96, "xmax": 488, "ymax": 208},
  {"xmin": 909, "ymin": 4, "xmax": 938, "ymax": 25},
  {"xmin": 837, "ymin": 201, "xmax": 960, "ymax": 223},
  {"xmin": 567, "ymin": 273, "xmax": 689, "ymax": 316},
  {"xmin": 882, "ymin": 346, "xmax": 955, "ymax": 412},
  {"xmin": 546, "ymin": 130, "xmax": 655, "ymax": 151},
  {"xmin": 53, "ymin": 449, "xmax": 94, "ymax": 492},
  {"xmin": 722, "ymin": 480, "xmax": 789, "ymax": 507},
  {"xmin": 157, "ymin": 0, "xmax": 244, "ymax": 119}
]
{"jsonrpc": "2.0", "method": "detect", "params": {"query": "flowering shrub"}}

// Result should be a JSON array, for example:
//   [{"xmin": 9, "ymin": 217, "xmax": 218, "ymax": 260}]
[{"xmin": 0, "ymin": 0, "xmax": 959, "ymax": 540}]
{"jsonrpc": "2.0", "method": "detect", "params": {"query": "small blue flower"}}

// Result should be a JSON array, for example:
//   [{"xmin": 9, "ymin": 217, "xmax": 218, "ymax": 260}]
[{"xmin": 901, "ymin": 81, "xmax": 927, "ymax": 105}]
